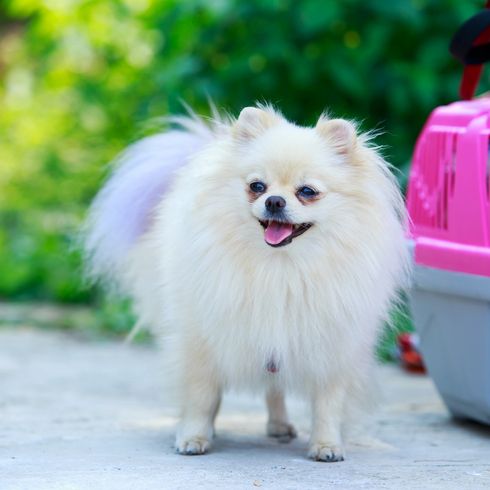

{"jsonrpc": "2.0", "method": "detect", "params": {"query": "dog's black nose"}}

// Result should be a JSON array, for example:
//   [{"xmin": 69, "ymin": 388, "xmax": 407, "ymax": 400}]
[{"xmin": 265, "ymin": 195, "xmax": 286, "ymax": 213}]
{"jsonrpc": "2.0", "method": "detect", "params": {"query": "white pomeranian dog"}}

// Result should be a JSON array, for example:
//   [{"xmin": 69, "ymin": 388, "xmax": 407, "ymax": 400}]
[{"xmin": 84, "ymin": 105, "xmax": 410, "ymax": 462}]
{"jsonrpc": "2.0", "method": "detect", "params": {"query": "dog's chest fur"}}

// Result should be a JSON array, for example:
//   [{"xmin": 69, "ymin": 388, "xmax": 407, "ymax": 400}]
[{"xmin": 176, "ymin": 246, "xmax": 357, "ymax": 389}]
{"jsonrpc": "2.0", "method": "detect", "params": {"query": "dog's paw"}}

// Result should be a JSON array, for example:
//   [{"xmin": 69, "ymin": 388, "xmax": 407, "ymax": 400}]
[
  {"xmin": 175, "ymin": 437, "xmax": 210, "ymax": 456},
  {"xmin": 307, "ymin": 443, "xmax": 345, "ymax": 462},
  {"xmin": 267, "ymin": 421, "xmax": 297, "ymax": 443}
]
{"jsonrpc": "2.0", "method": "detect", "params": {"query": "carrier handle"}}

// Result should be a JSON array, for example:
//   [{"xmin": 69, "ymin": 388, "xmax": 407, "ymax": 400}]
[{"xmin": 450, "ymin": 1, "xmax": 490, "ymax": 99}]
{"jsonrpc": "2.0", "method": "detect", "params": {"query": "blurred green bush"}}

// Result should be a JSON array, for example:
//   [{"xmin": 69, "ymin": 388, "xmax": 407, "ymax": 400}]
[{"xmin": 0, "ymin": 0, "xmax": 485, "ymax": 322}]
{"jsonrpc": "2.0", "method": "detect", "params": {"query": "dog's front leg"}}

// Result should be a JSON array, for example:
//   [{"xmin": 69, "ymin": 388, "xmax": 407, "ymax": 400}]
[
  {"xmin": 308, "ymin": 381, "xmax": 346, "ymax": 462},
  {"xmin": 175, "ymin": 347, "xmax": 221, "ymax": 456}
]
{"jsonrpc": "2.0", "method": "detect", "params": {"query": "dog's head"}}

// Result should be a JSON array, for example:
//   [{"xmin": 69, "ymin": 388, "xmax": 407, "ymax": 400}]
[{"xmin": 221, "ymin": 106, "xmax": 376, "ymax": 251}]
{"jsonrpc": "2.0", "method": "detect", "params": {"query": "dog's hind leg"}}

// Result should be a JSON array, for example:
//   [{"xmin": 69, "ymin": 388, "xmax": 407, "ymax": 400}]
[
  {"xmin": 266, "ymin": 387, "xmax": 297, "ymax": 443},
  {"xmin": 210, "ymin": 393, "xmax": 222, "ymax": 438}
]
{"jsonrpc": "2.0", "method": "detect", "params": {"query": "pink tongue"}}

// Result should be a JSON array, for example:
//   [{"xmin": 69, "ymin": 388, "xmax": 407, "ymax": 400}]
[{"xmin": 264, "ymin": 221, "xmax": 294, "ymax": 245}]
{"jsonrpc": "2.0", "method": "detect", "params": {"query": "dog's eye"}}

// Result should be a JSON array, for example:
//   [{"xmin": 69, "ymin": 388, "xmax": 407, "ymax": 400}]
[
  {"xmin": 249, "ymin": 181, "xmax": 267, "ymax": 193},
  {"xmin": 298, "ymin": 186, "xmax": 318, "ymax": 198}
]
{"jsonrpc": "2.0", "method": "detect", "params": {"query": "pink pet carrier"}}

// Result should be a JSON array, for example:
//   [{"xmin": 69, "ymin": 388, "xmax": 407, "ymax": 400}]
[
  {"xmin": 407, "ymin": 2, "xmax": 490, "ymax": 425},
  {"xmin": 407, "ymin": 98, "xmax": 490, "ymax": 277}
]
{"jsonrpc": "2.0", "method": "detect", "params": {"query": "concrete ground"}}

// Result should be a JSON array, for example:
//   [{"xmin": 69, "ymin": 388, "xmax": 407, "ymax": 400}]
[{"xmin": 1, "ymin": 327, "xmax": 490, "ymax": 490}]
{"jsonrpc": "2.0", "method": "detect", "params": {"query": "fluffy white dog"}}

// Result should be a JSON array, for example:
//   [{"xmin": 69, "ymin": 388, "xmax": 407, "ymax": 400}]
[{"xmin": 85, "ymin": 106, "xmax": 410, "ymax": 462}]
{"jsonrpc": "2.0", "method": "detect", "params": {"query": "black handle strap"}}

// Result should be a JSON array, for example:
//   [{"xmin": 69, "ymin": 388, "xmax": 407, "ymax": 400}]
[
  {"xmin": 450, "ymin": 10, "xmax": 490, "ymax": 65},
  {"xmin": 450, "ymin": 2, "xmax": 490, "ymax": 99}
]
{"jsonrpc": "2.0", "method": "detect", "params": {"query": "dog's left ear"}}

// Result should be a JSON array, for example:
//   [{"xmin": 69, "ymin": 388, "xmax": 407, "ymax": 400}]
[
  {"xmin": 316, "ymin": 117, "xmax": 357, "ymax": 155},
  {"xmin": 233, "ymin": 107, "xmax": 280, "ymax": 140}
]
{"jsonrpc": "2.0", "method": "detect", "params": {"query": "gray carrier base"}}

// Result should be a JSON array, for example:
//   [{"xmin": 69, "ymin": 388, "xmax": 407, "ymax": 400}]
[{"xmin": 409, "ymin": 247, "xmax": 490, "ymax": 425}]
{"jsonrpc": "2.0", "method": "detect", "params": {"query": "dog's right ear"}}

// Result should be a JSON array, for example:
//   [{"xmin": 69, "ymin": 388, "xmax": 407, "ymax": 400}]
[{"xmin": 233, "ymin": 107, "xmax": 279, "ymax": 140}]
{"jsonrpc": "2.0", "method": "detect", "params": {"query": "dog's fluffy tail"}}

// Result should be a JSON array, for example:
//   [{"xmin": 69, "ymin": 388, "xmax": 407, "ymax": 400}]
[{"xmin": 83, "ymin": 113, "xmax": 219, "ymax": 290}]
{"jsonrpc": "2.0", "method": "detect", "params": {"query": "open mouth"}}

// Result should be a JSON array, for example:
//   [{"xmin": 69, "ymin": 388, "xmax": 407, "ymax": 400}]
[{"xmin": 259, "ymin": 220, "xmax": 312, "ymax": 247}]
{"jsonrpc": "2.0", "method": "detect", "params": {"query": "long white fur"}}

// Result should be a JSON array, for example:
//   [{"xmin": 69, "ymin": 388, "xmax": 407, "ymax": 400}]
[{"xmin": 85, "ymin": 105, "xmax": 410, "ymax": 461}]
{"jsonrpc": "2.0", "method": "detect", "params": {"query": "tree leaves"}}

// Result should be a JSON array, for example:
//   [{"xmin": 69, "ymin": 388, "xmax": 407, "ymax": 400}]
[{"xmin": 0, "ymin": 0, "xmax": 484, "ymax": 304}]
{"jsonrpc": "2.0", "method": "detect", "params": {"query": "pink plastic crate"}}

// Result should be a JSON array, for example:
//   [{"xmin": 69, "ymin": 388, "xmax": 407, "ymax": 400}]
[{"xmin": 407, "ymin": 98, "xmax": 490, "ymax": 277}]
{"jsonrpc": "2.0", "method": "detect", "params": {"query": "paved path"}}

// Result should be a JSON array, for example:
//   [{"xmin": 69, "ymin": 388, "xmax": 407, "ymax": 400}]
[{"xmin": 1, "ymin": 327, "xmax": 490, "ymax": 489}]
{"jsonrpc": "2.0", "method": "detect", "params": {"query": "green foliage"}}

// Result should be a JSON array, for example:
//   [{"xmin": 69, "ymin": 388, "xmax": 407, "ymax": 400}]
[
  {"xmin": 0, "ymin": 0, "xmax": 485, "ymax": 332},
  {"xmin": 378, "ymin": 298, "xmax": 414, "ymax": 362}
]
